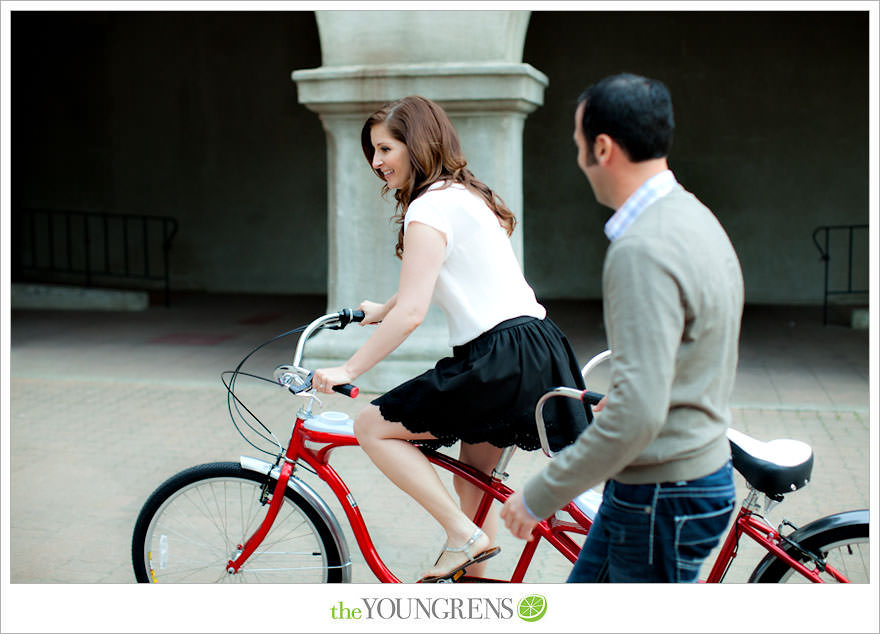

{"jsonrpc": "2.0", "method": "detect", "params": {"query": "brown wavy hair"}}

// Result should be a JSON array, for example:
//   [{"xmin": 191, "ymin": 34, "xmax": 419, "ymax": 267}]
[{"xmin": 361, "ymin": 96, "xmax": 516, "ymax": 259}]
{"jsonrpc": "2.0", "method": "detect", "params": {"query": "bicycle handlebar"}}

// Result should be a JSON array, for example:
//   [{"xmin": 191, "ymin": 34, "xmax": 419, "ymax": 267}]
[
  {"xmin": 534, "ymin": 388, "xmax": 605, "ymax": 458},
  {"xmin": 534, "ymin": 348, "xmax": 611, "ymax": 458},
  {"xmin": 279, "ymin": 309, "xmax": 367, "ymax": 399}
]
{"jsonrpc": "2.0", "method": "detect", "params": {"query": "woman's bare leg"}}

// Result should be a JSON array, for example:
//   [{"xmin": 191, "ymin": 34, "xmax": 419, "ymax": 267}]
[
  {"xmin": 454, "ymin": 442, "xmax": 504, "ymax": 578},
  {"xmin": 354, "ymin": 405, "xmax": 492, "ymax": 579}
]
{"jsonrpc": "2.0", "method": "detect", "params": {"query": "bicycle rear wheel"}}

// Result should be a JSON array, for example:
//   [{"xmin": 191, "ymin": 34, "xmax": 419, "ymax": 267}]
[
  {"xmin": 749, "ymin": 511, "xmax": 869, "ymax": 583},
  {"xmin": 132, "ymin": 462, "xmax": 345, "ymax": 583}
]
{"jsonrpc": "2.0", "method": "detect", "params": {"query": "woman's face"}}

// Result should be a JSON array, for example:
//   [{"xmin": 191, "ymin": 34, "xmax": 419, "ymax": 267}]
[{"xmin": 370, "ymin": 123, "xmax": 411, "ymax": 190}]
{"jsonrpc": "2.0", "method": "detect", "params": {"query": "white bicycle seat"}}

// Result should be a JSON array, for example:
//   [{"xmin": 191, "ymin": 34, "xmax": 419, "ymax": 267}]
[{"xmin": 302, "ymin": 411, "xmax": 355, "ymax": 436}]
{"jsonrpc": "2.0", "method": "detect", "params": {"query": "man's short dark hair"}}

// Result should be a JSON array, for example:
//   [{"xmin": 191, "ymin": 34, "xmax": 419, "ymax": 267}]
[{"xmin": 578, "ymin": 73, "xmax": 674, "ymax": 162}]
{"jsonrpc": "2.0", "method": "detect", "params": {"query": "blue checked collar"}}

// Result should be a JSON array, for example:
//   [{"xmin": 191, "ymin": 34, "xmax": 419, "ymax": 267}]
[{"xmin": 604, "ymin": 170, "xmax": 677, "ymax": 242}]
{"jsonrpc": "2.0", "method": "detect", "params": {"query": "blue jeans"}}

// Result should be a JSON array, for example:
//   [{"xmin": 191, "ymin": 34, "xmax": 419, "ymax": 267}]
[{"xmin": 568, "ymin": 461, "xmax": 735, "ymax": 583}]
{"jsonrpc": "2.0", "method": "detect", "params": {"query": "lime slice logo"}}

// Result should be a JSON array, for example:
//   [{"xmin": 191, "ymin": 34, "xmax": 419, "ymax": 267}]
[{"xmin": 517, "ymin": 594, "xmax": 547, "ymax": 622}]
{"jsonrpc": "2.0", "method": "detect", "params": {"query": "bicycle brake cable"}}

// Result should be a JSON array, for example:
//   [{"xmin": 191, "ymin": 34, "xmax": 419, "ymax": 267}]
[
  {"xmin": 221, "ymin": 325, "xmax": 308, "ymax": 456},
  {"xmin": 221, "ymin": 370, "xmax": 283, "ymax": 450}
]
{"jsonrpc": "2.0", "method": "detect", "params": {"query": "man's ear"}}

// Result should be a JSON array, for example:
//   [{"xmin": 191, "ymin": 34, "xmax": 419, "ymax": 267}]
[{"xmin": 593, "ymin": 133, "xmax": 614, "ymax": 165}]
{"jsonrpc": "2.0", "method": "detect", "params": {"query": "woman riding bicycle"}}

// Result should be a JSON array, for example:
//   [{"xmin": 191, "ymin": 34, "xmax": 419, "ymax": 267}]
[{"xmin": 312, "ymin": 95, "xmax": 590, "ymax": 583}]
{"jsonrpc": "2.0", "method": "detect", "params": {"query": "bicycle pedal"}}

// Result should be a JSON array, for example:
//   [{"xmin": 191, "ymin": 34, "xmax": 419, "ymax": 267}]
[{"xmin": 433, "ymin": 569, "xmax": 466, "ymax": 584}]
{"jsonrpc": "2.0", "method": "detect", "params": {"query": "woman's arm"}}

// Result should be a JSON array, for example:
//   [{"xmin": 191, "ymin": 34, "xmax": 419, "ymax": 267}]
[{"xmin": 313, "ymin": 222, "xmax": 446, "ymax": 391}]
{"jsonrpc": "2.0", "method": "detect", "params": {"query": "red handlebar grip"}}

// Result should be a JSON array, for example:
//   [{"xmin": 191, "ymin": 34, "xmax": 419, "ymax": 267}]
[{"xmin": 333, "ymin": 384, "xmax": 359, "ymax": 398}]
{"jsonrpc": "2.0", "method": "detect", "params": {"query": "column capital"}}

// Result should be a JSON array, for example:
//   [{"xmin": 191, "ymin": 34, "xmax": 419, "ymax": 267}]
[
  {"xmin": 292, "ymin": 62, "xmax": 548, "ymax": 116},
  {"xmin": 313, "ymin": 10, "xmax": 532, "ymax": 67}
]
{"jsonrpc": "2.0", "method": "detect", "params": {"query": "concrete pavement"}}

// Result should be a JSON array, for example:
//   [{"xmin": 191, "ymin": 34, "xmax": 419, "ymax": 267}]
[{"xmin": 5, "ymin": 293, "xmax": 872, "ymax": 585}]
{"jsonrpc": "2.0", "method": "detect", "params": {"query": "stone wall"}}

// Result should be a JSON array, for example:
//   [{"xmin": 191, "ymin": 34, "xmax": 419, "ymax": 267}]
[{"xmin": 10, "ymin": 10, "xmax": 870, "ymax": 305}]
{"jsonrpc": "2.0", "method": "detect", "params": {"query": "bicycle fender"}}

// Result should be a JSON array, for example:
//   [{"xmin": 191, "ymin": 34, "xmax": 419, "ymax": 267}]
[
  {"xmin": 240, "ymin": 455, "xmax": 352, "ymax": 582},
  {"xmin": 747, "ymin": 508, "xmax": 869, "ymax": 582}
]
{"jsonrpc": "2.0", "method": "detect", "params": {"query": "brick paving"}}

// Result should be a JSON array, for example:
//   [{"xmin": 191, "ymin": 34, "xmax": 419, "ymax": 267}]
[{"xmin": 5, "ymin": 294, "xmax": 872, "ymax": 585}]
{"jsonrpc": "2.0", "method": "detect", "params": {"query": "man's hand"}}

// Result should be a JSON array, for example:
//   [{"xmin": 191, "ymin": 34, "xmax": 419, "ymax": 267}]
[{"xmin": 500, "ymin": 491, "xmax": 540, "ymax": 541}]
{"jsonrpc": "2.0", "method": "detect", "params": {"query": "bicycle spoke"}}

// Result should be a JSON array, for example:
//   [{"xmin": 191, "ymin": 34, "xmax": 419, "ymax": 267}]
[
  {"xmin": 152, "ymin": 522, "xmax": 225, "ymax": 555},
  {"xmin": 206, "ymin": 481, "xmax": 238, "ymax": 550},
  {"xmin": 135, "ymin": 467, "xmax": 342, "ymax": 583},
  {"xmin": 150, "ymin": 555, "xmax": 231, "ymax": 583},
  {"xmin": 179, "ymin": 485, "xmax": 237, "ymax": 553},
  {"xmin": 167, "ymin": 491, "xmax": 237, "ymax": 557}
]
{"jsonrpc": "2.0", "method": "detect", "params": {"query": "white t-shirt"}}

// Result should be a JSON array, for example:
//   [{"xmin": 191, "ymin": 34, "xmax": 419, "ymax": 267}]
[{"xmin": 404, "ymin": 182, "xmax": 546, "ymax": 346}]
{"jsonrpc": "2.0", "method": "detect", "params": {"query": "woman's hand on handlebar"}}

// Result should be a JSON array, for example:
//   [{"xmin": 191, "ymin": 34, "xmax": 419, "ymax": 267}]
[
  {"xmin": 357, "ymin": 301, "xmax": 384, "ymax": 324},
  {"xmin": 358, "ymin": 294, "xmax": 397, "ymax": 325},
  {"xmin": 313, "ymin": 366, "xmax": 354, "ymax": 394}
]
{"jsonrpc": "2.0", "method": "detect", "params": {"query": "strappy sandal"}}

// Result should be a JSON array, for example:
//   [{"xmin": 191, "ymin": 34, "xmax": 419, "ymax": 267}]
[{"xmin": 417, "ymin": 528, "xmax": 500, "ymax": 583}]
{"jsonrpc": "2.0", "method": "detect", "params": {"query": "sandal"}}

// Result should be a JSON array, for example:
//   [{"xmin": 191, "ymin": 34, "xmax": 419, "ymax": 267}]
[{"xmin": 417, "ymin": 528, "xmax": 500, "ymax": 583}]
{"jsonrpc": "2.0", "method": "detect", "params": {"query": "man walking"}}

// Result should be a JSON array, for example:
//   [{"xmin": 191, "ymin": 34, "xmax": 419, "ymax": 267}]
[{"xmin": 501, "ymin": 73, "xmax": 745, "ymax": 582}]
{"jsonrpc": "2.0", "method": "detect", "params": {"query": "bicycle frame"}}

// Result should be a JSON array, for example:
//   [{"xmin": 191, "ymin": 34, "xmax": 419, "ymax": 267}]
[
  {"xmin": 227, "ymin": 403, "xmax": 593, "ymax": 582},
  {"xmin": 228, "ymin": 405, "xmax": 853, "ymax": 583},
  {"xmin": 706, "ymin": 498, "xmax": 851, "ymax": 583}
]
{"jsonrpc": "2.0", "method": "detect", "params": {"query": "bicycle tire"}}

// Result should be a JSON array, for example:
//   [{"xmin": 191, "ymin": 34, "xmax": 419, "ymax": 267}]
[
  {"xmin": 749, "ymin": 510, "xmax": 869, "ymax": 583},
  {"xmin": 132, "ymin": 462, "xmax": 345, "ymax": 583}
]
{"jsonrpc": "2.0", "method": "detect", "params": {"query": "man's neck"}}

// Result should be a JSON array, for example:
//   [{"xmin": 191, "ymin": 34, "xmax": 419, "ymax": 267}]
[{"xmin": 610, "ymin": 159, "xmax": 669, "ymax": 210}]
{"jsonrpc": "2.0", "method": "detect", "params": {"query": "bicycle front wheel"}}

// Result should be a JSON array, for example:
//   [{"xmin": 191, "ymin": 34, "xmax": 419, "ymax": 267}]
[
  {"xmin": 749, "ymin": 510, "xmax": 869, "ymax": 583},
  {"xmin": 132, "ymin": 462, "xmax": 345, "ymax": 583}
]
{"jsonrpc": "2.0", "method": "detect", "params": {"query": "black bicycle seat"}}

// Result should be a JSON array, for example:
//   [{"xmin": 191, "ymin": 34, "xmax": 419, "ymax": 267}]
[{"xmin": 727, "ymin": 428, "xmax": 813, "ymax": 500}]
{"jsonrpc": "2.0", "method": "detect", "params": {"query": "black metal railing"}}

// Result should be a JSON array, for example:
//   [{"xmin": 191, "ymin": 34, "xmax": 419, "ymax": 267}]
[
  {"xmin": 13, "ymin": 208, "xmax": 179, "ymax": 307},
  {"xmin": 812, "ymin": 224, "xmax": 868, "ymax": 325}
]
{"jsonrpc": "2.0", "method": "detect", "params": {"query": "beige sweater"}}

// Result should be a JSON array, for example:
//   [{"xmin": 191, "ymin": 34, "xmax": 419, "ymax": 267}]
[{"xmin": 524, "ymin": 186, "xmax": 744, "ymax": 519}]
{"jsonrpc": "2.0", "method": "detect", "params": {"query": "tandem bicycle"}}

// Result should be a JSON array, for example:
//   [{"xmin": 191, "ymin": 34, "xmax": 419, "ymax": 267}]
[{"xmin": 132, "ymin": 309, "xmax": 869, "ymax": 583}]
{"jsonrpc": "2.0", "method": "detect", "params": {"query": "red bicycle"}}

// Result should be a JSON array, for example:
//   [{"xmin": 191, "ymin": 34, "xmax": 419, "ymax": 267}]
[{"xmin": 132, "ymin": 309, "xmax": 869, "ymax": 583}]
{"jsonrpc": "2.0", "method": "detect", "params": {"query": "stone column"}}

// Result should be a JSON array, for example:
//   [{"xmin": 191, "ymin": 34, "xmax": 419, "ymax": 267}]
[{"xmin": 291, "ymin": 11, "xmax": 547, "ymax": 393}]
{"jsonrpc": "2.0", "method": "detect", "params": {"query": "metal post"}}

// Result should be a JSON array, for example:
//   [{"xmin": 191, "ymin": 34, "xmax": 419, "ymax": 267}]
[
  {"xmin": 48, "ymin": 211, "xmax": 55, "ymax": 272},
  {"xmin": 142, "ymin": 217, "xmax": 149, "ymax": 278},
  {"xmin": 847, "ymin": 226, "xmax": 855, "ymax": 293},
  {"xmin": 28, "ymin": 210, "xmax": 36, "ymax": 269},
  {"xmin": 822, "ymin": 228, "xmax": 830, "ymax": 325},
  {"xmin": 123, "ymin": 216, "xmax": 130, "ymax": 275},
  {"xmin": 84, "ymin": 214, "xmax": 92, "ymax": 287},
  {"xmin": 65, "ymin": 213, "xmax": 72, "ymax": 271},
  {"xmin": 163, "ymin": 219, "xmax": 171, "ymax": 307},
  {"xmin": 102, "ymin": 213, "xmax": 110, "ymax": 274}
]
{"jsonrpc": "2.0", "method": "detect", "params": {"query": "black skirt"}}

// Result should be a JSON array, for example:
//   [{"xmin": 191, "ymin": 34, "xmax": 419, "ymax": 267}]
[{"xmin": 372, "ymin": 316, "xmax": 590, "ymax": 452}]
